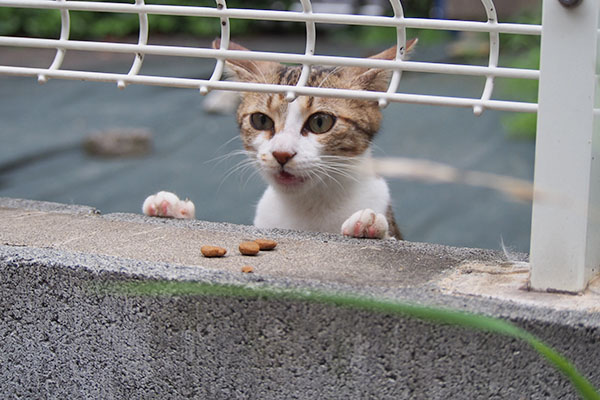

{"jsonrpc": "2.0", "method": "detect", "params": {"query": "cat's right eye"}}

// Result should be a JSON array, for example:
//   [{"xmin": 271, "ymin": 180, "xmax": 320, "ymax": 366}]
[{"xmin": 250, "ymin": 113, "xmax": 274, "ymax": 131}]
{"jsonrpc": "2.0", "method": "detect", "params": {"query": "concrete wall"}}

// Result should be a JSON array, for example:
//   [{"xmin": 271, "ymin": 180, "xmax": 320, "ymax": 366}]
[{"xmin": 1, "ymin": 198, "xmax": 598, "ymax": 399}]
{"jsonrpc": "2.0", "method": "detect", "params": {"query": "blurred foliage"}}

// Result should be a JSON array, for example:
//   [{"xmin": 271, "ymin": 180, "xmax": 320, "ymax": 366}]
[
  {"xmin": 344, "ymin": 25, "xmax": 450, "ymax": 47},
  {"xmin": 500, "ymin": 47, "xmax": 539, "ymax": 140},
  {"xmin": 0, "ymin": 0, "xmax": 436, "ymax": 40},
  {"xmin": 338, "ymin": 0, "xmax": 447, "ymax": 47},
  {"xmin": 499, "ymin": 6, "xmax": 542, "ymax": 53},
  {"xmin": 0, "ymin": 0, "xmax": 298, "ymax": 39},
  {"xmin": 0, "ymin": 8, "xmax": 63, "ymax": 37},
  {"xmin": 499, "ymin": 7, "xmax": 541, "ymax": 140},
  {"xmin": 400, "ymin": 0, "xmax": 434, "ymax": 18}
]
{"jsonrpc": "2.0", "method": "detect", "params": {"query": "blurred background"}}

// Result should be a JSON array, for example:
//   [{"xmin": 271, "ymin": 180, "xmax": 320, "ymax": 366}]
[{"xmin": 0, "ymin": 0, "xmax": 541, "ymax": 252}]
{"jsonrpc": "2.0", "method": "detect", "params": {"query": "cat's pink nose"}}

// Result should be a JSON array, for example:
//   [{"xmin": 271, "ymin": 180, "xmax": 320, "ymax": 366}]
[{"xmin": 272, "ymin": 151, "xmax": 296, "ymax": 166}]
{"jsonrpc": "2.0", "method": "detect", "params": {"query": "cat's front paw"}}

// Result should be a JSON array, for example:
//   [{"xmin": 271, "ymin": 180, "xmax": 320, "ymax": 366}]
[
  {"xmin": 341, "ymin": 209, "xmax": 389, "ymax": 239},
  {"xmin": 142, "ymin": 191, "xmax": 195, "ymax": 219}
]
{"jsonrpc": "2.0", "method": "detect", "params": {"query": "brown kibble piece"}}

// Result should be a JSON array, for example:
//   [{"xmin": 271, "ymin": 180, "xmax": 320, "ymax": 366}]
[
  {"xmin": 254, "ymin": 238, "xmax": 277, "ymax": 250},
  {"xmin": 241, "ymin": 265, "xmax": 254, "ymax": 273},
  {"xmin": 239, "ymin": 241, "xmax": 260, "ymax": 256},
  {"xmin": 201, "ymin": 245, "xmax": 227, "ymax": 258}
]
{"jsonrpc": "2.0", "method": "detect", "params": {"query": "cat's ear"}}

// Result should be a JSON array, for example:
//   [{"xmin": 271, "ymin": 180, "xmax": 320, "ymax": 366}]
[
  {"xmin": 212, "ymin": 39, "xmax": 279, "ymax": 82},
  {"xmin": 348, "ymin": 38, "xmax": 418, "ymax": 92}
]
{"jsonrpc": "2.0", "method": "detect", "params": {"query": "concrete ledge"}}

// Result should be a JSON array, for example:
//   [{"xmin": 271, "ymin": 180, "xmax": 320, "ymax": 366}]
[{"xmin": 1, "ymin": 197, "xmax": 598, "ymax": 399}]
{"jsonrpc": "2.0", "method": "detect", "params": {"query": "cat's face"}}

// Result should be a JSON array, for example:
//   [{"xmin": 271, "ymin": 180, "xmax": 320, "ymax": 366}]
[
  {"xmin": 236, "ymin": 66, "xmax": 383, "ymax": 192},
  {"xmin": 215, "ymin": 40, "xmax": 414, "ymax": 193}
]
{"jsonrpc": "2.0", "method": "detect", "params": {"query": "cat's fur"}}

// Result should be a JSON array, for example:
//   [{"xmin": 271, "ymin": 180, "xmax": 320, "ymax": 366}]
[
  {"xmin": 143, "ymin": 40, "xmax": 414, "ymax": 240},
  {"xmin": 215, "ymin": 40, "xmax": 416, "ymax": 240}
]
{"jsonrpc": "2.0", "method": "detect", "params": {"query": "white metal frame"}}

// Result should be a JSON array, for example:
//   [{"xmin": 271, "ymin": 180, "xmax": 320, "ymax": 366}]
[
  {"xmin": 0, "ymin": 0, "xmax": 541, "ymax": 113},
  {"xmin": 529, "ymin": 0, "xmax": 600, "ymax": 292},
  {"xmin": 0, "ymin": 0, "xmax": 598, "ymax": 292}
]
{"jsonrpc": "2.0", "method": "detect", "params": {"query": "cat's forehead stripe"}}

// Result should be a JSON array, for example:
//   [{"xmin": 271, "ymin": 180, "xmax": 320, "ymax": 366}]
[
  {"xmin": 275, "ymin": 65, "xmax": 342, "ymax": 87},
  {"xmin": 277, "ymin": 66, "xmax": 301, "ymax": 86}
]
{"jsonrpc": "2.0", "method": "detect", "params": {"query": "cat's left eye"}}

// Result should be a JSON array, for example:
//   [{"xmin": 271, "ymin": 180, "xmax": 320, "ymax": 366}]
[{"xmin": 305, "ymin": 113, "xmax": 336, "ymax": 134}]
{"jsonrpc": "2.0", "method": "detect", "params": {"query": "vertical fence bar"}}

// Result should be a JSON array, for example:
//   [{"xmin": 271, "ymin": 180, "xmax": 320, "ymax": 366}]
[
  {"xmin": 472, "ymin": 0, "xmax": 499, "ymax": 116},
  {"xmin": 378, "ymin": 0, "xmax": 405, "ymax": 109},
  {"xmin": 37, "ymin": 0, "xmax": 69, "ymax": 84},
  {"xmin": 286, "ymin": 0, "xmax": 314, "ymax": 102},
  {"xmin": 117, "ymin": 0, "xmax": 148, "ymax": 89},
  {"xmin": 200, "ymin": 0, "xmax": 229, "ymax": 95},
  {"xmin": 529, "ymin": 0, "xmax": 600, "ymax": 292}
]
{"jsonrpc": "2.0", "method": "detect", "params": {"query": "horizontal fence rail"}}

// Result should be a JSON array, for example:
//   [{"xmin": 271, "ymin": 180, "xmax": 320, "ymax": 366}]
[{"xmin": 0, "ymin": 0, "xmax": 541, "ymax": 114}]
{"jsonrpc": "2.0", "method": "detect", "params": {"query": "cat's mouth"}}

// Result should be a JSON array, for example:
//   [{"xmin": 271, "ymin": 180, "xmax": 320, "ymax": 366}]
[{"xmin": 274, "ymin": 170, "xmax": 305, "ymax": 186}]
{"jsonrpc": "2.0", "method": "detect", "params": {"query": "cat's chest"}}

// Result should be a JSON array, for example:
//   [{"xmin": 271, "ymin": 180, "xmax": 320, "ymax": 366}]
[
  {"xmin": 254, "ymin": 186, "xmax": 336, "ymax": 231},
  {"xmin": 253, "ymin": 177, "xmax": 391, "ymax": 233}
]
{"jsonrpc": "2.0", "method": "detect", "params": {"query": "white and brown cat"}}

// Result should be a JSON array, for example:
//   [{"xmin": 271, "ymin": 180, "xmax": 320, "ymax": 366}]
[{"xmin": 143, "ymin": 40, "xmax": 417, "ymax": 240}]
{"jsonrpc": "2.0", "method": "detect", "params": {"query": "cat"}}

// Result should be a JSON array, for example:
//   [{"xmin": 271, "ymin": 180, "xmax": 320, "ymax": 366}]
[{"xmin": 143, "ymin": 39, "xmax": 416, "ymax": 240}]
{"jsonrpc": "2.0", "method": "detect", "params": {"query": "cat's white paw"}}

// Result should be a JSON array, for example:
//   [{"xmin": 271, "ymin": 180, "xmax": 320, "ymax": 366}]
[
  {"xmin": 341, "ymin": 208, "xmax": 389, "ymax": 239},
  {"xmin": 142, "ymin": 191, "xmax": 195, "ymax": 219}
]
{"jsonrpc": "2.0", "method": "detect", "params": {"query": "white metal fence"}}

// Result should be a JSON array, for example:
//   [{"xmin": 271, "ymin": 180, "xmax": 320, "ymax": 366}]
[{"xmin": 0, "ymin": 0, "xmax": 598, "ymax": 293}]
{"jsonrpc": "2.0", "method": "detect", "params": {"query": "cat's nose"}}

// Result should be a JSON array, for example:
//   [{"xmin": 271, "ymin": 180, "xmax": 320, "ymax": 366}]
[{"xmin": 272, "ymin": 151, "xmax": 296, "ymax": 166}]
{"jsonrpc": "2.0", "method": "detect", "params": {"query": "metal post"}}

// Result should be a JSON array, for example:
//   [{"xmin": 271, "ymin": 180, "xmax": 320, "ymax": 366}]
[{"xmin": 529, "ymin": 0, "xmax": 600, "ymax": 292}]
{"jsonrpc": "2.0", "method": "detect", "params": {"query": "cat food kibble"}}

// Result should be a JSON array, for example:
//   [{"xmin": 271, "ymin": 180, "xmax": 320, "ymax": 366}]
[
  {"xmin": 241, "ymin": 265, "xmax": 254, "ymax": 273},
  {"xmin": 254, "ymin": 238, "xmax": 277, "ymax": 250},
  {"xmin": 201, "ymin": 245, "xmax": 227, "ymax": 258},
  {"xmin": 239, "ymin": 241, "xmax": 260, "ymax": 256}
]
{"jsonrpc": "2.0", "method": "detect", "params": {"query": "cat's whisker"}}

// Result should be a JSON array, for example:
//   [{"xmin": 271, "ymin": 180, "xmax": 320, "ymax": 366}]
[
  {"xmin": 370, "ymin": 142, "xmax": 386, "ymax": 157},
  {"xmin": 325, "ymin": 170, "xmax": 358, "ymax": 188},
  {"xmin": 321, "ymin": 162, "xmax": 357, "ymax": 171},
  {"xmin": 306, "ymin": 167, "xmax": 328, "ymax": 188},
  {"xmin": 321, "ymin": 173, "xmax": 345, "ymax": 192},
  {"xmin": 215, "ymin": 135, "xmax": 241, "ymax": 153},
  {"xmin": 318, "ymin": 161, "xmax": 361, "ymax": 184},
  {"xmin": 235, "ymin": 159, "xmax": 260, "ymax": 177},
  {"xmin": 217, "ymin": 163, "xmax": 251, "ymax": 189},
  {"xmin": 316, "ymin": 66, "xmax": 343, "ymax": 89},
  {"xmin": 215, "ymin": 159, "xmax": 259, "ymax": 195},
  {"xmin": 205, "ymin": 149, "xmax": 250, "ymax": 166},
  {"xmin": 241, "ymin": 168, "xmax": 263, "ymax": 191},
  {"xmin": 211, "ymin": 154, "xmax": 255, "ymax": 181},
  {"xmin": 240, "ymin": 162, "xmax": 262, "ymax": 182},
  {"xmin": 320, "ymin": 156, "xmax": 372, "ymax": 179},
  {"xmin": 312, "ymin": 164, "xmax": 348, "ymax": 191},
  {"xmin": 319, "ymin": 154, "xmax": 357, "ymax": 162},
  {"xmin": 319, "ymin": 155, "xmax": 359, "ymax": 167},
  {"xmin": 231, "ymin": 160, "xmax": 255, "ymax": 178},
  {"xmin": 326, "ymin": 167, "xmax": 360, "ymax": 178},
  {"xmin": 247, "ymin": 60, "xmax": 270, "ymax": 85},
  {"xmin": 219, "ymin": 158, "xmax": 258, "ymax": 186}
]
